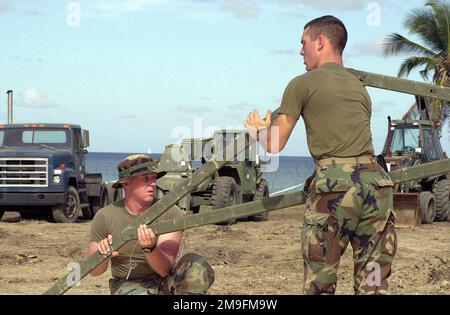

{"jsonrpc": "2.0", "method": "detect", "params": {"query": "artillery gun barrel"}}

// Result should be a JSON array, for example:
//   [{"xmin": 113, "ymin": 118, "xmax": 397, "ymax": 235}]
[
  {"xmin": 44, "ymin": 133, "xmax": 252, "ymax": 295},
  {"xmin": 129, "ymin": 157, "xmax": 450, "ymax": 238},
  {"xmin": 347, "ymin": 68, "xmax": 450, "ymax": 102},
  {"xmin": 387, "ymin": 157, "xmax": 450, "ymax": 184},
  {"xmin": 268, "ymin": 69, "xmax": 450, "ymax": 123},
  {"xmin": 133, "ymin": 192, "xmax": 307, "ymax": 239}
]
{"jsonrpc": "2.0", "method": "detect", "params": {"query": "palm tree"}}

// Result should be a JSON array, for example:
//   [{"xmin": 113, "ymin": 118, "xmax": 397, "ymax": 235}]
[{"xmin": 383, "ymin": 0, "xmax": 450, "ymax": 127}]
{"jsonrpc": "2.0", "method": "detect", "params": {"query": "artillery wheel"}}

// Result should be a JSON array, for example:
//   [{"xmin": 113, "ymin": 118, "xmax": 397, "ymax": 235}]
[
  {"xmin": 212, "ymin": 176, "xmax": 238, "ymax": 225},
  {"xmin": 249, "ymin": 179, "xmax": 269, "ymax": 222},
  {"xmin": 52, "ymin": 186, "xmax": 81, "ymax": 223},
  {"xmin": 420, "ymin": 191, "xmax": 435, "ymax": 224},
  {"xmin": 432, "ymin": 179, "xmax": 450, "ymax": 221}
]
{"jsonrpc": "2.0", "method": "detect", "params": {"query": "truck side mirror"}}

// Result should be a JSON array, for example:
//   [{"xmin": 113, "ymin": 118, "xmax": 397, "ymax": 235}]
[{"xmin": 82, "ymin": 129, "xmax": 90, "ymax": 148}]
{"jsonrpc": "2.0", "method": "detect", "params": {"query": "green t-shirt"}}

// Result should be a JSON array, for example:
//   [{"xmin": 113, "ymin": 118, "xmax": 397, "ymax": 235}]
[
  {"xmin": 90, "ymin": 199, "xmax": 185, "ymax": 280},
  {"xmin": 278, "ymin": 62, "xmax": 374, "ymax": 160}
]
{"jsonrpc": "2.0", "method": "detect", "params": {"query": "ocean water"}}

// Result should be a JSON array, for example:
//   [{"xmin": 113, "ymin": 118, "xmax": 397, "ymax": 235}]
[{"xmin": 85, "ymin": 152, "xmax": 315, "ymax": 196}]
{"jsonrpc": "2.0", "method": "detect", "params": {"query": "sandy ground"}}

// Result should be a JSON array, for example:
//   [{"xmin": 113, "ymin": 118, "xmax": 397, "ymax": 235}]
[{"xmin": 0, "ymin": 206, "xmax": 449, "ymax": 295}]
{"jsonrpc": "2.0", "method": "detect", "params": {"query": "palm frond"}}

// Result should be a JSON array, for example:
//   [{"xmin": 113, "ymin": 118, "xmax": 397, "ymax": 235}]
[
  {"xmin": 420, "ymin": 68, "xmax": 431, "ymax": 80},
  {"xmin": 383, "ymin": 33, "xmax": 437, "ymax": 57},
  {"xmin": 397, "ymin": 56, "xmax": 440, "ymax": 79},
  {"xmin": 405, "ymin": 7, "xmax": 446, "ymax": 53},
  {"xmin": 426, "ymin": 0, "xmax": 450, "ymax": 55},
  {"xmin": 386, "ymin": 1, "xmax": 450, "ymax": 91}
]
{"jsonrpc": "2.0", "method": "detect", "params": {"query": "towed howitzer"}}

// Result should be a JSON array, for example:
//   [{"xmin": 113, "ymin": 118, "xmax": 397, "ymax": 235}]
[{"xmin": 45, "ymin": 69, "xmax": 450, "ymax": 295}]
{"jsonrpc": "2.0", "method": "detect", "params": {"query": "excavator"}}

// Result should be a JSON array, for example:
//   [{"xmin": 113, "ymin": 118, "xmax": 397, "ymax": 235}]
[{"xmin": 348, "ymin": 69, "xmax": 450, "ymax": 226}]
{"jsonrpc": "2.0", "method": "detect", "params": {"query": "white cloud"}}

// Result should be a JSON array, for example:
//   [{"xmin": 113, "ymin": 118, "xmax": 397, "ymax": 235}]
[
  {"xmin": 123, "ymin": 0, "xmax": 164, "ymax": 11},
  {"xmin": 221, "ymin": 0, "xmax": 260, "ymax": 19},
  {"xmin": 349, "ymin": 36, "xmax": 385, "ymax": 57},
  {"xmin": 227, "ymin": 102, "xmax": 251, "ymax": 110},
  {"xmin": 119, "ymin": 114, "xmax": 139, "ymax": 119},
  {"xmin": 270, "ymin": 48, "xmax": 298, "ymax": 55},
  {"xmin": 281, "ymin": 0, "xmax": 366, "ymax": 11},
  {"xmin": 0, "ymin": 0, "xmax": 11, "ymax": 11},
  {"xmin": 84, "ymin": 0, "xmax": 261, "ymax": 22},
  {"xmin": 83, "ymin": 0, "xmax": 166, "ymax": 18},
  {"xmin": 197, "ymin": 96, "xmax": 213, "ymax": 101},
  {"xmin": 176, "ymin": 104, "xmax": 212, "ymax": 113},
  {"xmin": 97, "ymin": 0, "xmax": 164, "ymax": 12},
  {"xmin": 18, "ymin": 89, "xmax": 58, "ymax": 108},
  {"xmin": 0, "ymin": 0, "xmax": 43, "ymax": 15},
  {"xmin": 13, "ymin": 55, "xmax": 44, "ymax": 63},
  {"xmin": 0, "ymin": 0, "xmax": 13, "ymax": 11},
  {"xmin": 179, "ymin": 9, "xmax": 223, "ymax": 23},
  {"xmin": 373, "ymin": 100, "xmax": 396, "ymax": 114}
]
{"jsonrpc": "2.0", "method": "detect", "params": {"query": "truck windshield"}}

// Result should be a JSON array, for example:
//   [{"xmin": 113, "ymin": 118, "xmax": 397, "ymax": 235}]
[
  {"xmin": 0, "ymin": 128, "xmax": 70, "ymax": 148},
  {"xmin": 390, "ymin": 125, "xmax": 420, "ymax": 154}
]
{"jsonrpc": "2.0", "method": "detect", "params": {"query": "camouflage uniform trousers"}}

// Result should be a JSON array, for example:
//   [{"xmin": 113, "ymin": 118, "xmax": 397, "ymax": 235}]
[
  {"xmin": 109, "ymin": 253, "xmax": 215, "ymax": 295},
  {"xmin": 301, "ymin": 158, "xmax": 397, "ymax": 295}
]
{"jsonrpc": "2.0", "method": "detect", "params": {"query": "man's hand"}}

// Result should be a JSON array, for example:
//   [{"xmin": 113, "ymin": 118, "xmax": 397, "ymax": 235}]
[
  {"xmin": 137, "ymin": 224, "xmax": 158, "ymax": 250},
  {"xmin": 244, "ymin": 109, "xmax": 272, "ymax": 140},
  {"xmin": 97, "ymin": 234, "xmax": 119, "ymax": 256}
]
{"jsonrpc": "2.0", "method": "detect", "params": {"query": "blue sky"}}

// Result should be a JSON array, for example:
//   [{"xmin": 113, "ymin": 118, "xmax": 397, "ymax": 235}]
[{"xmin": 1, "ymin": 0, "xmax": 449, "ymax": 156}]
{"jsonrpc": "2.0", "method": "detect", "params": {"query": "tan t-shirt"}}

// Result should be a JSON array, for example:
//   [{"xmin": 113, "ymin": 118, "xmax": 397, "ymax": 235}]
[
  {"xmin": 278, "ymin": 62, "xmax": 374, "ymax": 160},
  {"xmin": 90, "ymin": 199, "xmax": 185, "ymax": 280}
]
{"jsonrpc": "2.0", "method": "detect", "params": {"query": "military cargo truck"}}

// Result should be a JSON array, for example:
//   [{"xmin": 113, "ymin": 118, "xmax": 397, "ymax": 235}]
[{"xmin": 157, "ymin": 129, "xmax": 269, "ymax": 223}]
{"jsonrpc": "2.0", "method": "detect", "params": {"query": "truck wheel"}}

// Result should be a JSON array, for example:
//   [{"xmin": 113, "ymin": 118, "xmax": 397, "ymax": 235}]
[
  {"xmin": 212, "ymin": 176, "xmax": 238, "ymax": 225},
  {"xmin": 420, "ymin": 191, "xmax": 435, "ymax": 224},
  {"xmin": 52, "ymin": 186, "xmax": 81, "ymax": 223},
  {"xmin": 249, "ymin": 179, "xmax": 269, "ymax": 221},
  {"xmin": 432, "ymin": 179, "xmax": 450, "ymax": 221}
]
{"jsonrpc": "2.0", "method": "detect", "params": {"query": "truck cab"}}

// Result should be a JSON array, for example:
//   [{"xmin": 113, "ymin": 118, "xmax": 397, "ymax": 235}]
[{"xmin": 0, "ymin": 123, "xmax": 106, "ymax": 223}]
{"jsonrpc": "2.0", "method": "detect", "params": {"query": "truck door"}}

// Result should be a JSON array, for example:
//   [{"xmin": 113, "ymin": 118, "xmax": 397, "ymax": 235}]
[{"xmin": 73, "ymin": 128, "xmax": 85, "ymax": 176}]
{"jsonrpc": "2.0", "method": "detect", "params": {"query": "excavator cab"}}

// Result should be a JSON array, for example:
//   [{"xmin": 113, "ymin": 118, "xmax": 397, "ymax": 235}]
[
  {"xmin": 380, "ymin": 96, "xmax": 449, "ymax": 226},
  {"xmin": 383, "ymin": 120, "xmax": 443, "ymax": 164}
]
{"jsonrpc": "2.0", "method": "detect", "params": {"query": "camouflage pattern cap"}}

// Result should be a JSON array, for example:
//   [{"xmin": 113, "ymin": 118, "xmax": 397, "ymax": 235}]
[{"xmin": 112, "ymin": 154, "xmax": 166, "ymax": 188}]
